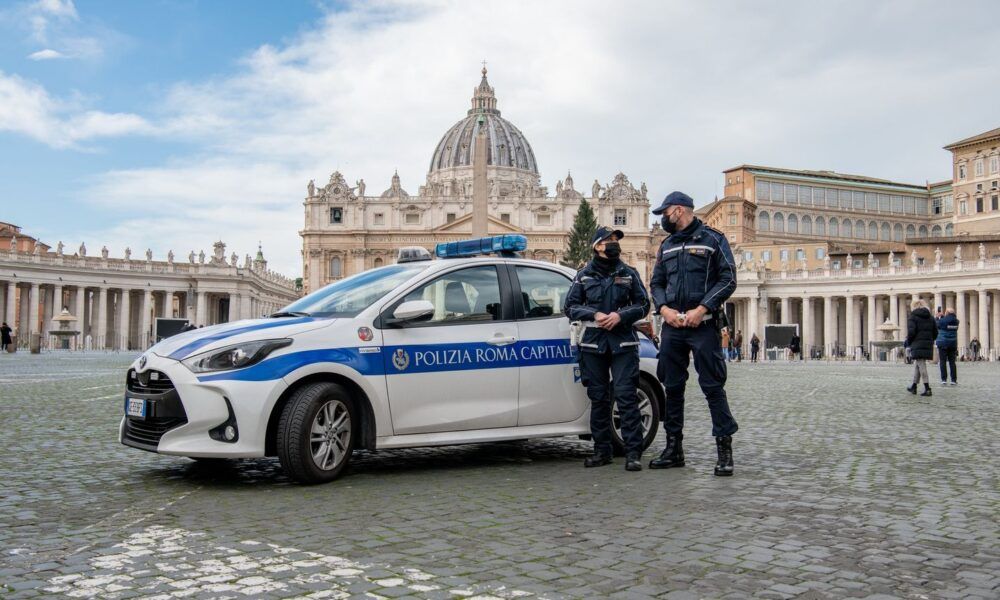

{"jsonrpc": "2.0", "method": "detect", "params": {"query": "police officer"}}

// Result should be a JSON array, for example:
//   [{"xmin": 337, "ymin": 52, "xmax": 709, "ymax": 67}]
[
  {"xmin": 565, "ymin": 226, "xmax": 651, "ymax": 471},
  {"xmin": 648, "ymin": 191, "xmax": 739, "ymax": 476}
]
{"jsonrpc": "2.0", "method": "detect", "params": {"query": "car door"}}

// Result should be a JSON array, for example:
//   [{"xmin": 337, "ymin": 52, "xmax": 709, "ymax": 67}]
[
  {"xmin": 380, "ymin": 264, "xmax": 520, "ymax": 435},
  {"xmin": 509, "ymin": 264, "xmax": 586, "ymax": 426}
]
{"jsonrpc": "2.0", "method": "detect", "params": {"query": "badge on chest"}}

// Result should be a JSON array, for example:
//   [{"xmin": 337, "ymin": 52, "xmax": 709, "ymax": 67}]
[
  {"xmin": 688, "ymin": 248, "xmax": 708, "ymax": 256},
  {"xmin": 614, "ymin": 276, "xmax": 632, "ymax": 285}
]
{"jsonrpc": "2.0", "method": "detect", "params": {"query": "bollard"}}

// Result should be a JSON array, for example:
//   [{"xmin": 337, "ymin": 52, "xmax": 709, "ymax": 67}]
[{"xmin": 30, "ymin": 332, "xmax": 41, "ymax": 354}]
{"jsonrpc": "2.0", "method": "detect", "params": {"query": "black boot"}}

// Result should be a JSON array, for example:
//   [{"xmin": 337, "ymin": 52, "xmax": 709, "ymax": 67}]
[
  {"xmin": 714, "ymin": 436, "xmax": 734, "ymax": 476},
  {"xmin": 584, "ymin": 452, "xmax": 613, "ymax": 468},
  {"xmin": 920, "ymin": 384, "xmax": 932, "ymax": 397},
  {"xmin": 906, "ymin": 383, "xmax": 917, "ymax": 394},
  {"xmin": 649, "ymin": 433, "xmax": 684, "ymax": 469},
  {"xmin": 625, "ymin": 453, "xmax": 642, "ymax": 472}
]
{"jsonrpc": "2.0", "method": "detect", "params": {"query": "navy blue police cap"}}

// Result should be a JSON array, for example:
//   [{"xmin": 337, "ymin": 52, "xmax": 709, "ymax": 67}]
[
  {"xmin": 591, "ymin": 225, "xmax": 624, "ymax": 247},
  {"xmin": 651, "ymin": 191, "xmax": 695, "ymax": 214}
]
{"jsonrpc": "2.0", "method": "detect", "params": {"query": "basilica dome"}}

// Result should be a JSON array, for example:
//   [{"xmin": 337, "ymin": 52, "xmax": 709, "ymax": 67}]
[{"xmin": 428, "ymin": 69, "xmax": 539, "ymax": 180}]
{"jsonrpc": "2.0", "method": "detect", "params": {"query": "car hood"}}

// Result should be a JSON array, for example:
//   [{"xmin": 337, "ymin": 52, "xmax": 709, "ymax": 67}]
[{"xmin": 147, "ymin": 317, "xmax": 336, "ymax": 361}]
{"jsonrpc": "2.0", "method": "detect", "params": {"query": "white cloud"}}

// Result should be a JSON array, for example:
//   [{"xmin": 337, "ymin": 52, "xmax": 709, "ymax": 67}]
[
  {"xmin": 27, "ymin": 48, "xmax": 65, "ymax": 60},
  {"xmin": 26, "ymin": 0, "xmax": 1000, "ymax": 276},
  {"xmin": 0, "ymin": 71, "xmax": 153, "ymax": 148}
]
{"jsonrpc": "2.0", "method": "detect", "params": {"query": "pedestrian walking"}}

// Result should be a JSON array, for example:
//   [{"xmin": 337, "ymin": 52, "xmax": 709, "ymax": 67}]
[
  {"xmin": 750, "ymin": 333, "xmax": 760, "ymax": 362},
  {"xmin": 565, "ymin": 225, "xmax": 650, "ymax": 472},
  {"xmin": 936, "ymin": 308, "xmax": 959, "ymax": 385},
  {"xmin": 1, "ymin": 321, "xmax": 11, "ymax": 352},
  {"xmin": 721, "ymin": 327, "xmax": 731, "ymax": 361},
  {"xmin": 648, "ymin": 191, "xmax": 739, "ymax": 476},
  {"xmin": 789, "ymin": 332, "xmax": 801, "ymax": 360},
  {"xmin": 733, "ymin": 330, "xmax": 743, "ymax": 362},
  {"xmin": 906, "ymin": 298, "xmax": 937, "ymax": 397}
]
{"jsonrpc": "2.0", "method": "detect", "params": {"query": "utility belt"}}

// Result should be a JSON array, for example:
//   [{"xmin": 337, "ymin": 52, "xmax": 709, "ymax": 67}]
[{"xmin": 569, "ymin": 321, "xmax": 641, "ymax": 350}]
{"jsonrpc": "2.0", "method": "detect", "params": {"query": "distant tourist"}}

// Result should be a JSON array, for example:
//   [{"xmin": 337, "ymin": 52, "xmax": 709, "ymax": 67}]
[
  {"xmin": 733, "ymin": 330, "xmax": 743, "ymax": 362},
  {"xmin": 721, "ymin": 327, "xmax": 731, "ymax": 361},
  {"xmin": 789, "ymin": 332, "xmax": 801, "ymax": 361},
  {"xmin": 1, "ymin": 321, "xmax": 11, "ymax": 352},
  {"xmin": 750, "ymin": 333, "xmax": 760, "ymax": 362},
  {"xmin": 935, "ymin": 308, "xmax": 959, "ymax": 385},
  {"xmin": 969, "ymin": 337, "xmax": 982, "ymax": 361},
  {"xmin": 905, "ymin": 299, "xmax": 937, "ymax": 397}
]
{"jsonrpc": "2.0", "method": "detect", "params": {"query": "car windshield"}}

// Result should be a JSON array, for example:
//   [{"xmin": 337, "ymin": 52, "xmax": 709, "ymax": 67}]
[{"xmin": 279, "ymin": 264, "xmax": 429, "ymax": 318}]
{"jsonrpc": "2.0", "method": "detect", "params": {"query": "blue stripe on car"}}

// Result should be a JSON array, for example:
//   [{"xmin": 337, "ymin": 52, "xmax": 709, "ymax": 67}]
[{"xmin": 168, "ymin": 317, "xmax": 315, "ymax": 360}]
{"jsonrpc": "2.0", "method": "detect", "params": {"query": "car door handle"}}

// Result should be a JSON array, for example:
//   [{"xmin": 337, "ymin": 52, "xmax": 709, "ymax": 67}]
[{"xmin": 487, "ymin": 335, "xmax": 517, "ymax": 346}]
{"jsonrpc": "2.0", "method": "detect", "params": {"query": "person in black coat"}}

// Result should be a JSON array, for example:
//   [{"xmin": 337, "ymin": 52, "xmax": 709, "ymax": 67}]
[
  {"xmin": 1, "ymin": 321, "xmax": 11, "ymax": 351},
  {"xmin": 906, "ymin": 299, "xmax": 938, "ymax": 396}
]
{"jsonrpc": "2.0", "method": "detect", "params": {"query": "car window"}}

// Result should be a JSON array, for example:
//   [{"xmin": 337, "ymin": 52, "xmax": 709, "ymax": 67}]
[
  {"xmin": 401, "ymin": 266, "xmax": 502, "ymax": 324},
  {"xmin": 515, "ymin": 266, "xmax": 571, "ymax": 319},
  {"xmin": 282, "ymin": 264, "xmax": 429, "ymax": 318}
]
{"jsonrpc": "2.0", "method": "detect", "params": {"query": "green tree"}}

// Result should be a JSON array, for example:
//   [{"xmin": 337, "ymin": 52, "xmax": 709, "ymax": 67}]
[{"xmin": 564, "ymin": 198, "xmax": 598, "ymax": 268}]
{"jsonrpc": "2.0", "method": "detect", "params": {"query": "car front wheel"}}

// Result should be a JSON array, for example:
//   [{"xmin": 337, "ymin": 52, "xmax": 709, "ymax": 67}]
[{"xmin": 277, "ymin": 382, "xmax": 356, "ymax": 484}]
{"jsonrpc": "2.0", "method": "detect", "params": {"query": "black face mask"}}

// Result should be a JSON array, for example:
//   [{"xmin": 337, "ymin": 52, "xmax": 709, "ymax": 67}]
[
  {"xmin": 602, "ymin": 242, "xmax": 621, "ymax": 259},
  {"xmin": 661, "ymin": 215, "xmax": 678, "ymax": 234}
]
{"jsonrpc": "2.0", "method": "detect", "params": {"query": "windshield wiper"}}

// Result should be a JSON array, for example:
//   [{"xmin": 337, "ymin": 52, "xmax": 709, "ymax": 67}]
[{"xmin": 270, "ymin": 311, "xmax": 311, "ymax": 318}]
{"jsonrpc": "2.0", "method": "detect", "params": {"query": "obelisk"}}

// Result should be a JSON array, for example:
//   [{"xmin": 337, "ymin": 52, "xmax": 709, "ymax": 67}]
[{"xmin": 471, "ymin": 115, "xmax": 488, "ymax": 238}]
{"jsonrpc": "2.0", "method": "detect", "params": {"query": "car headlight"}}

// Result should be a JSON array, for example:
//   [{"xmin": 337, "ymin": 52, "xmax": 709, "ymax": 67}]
[{"xmin": 181, "ymin": 339, "xmax": 292, "ymax": 373}]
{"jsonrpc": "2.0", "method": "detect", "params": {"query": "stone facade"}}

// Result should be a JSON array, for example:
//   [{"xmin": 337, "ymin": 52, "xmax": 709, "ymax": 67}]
[
  {"xmin": 300, "ymin": 69, "xmax": 656, "ymax": 293},
  {"xmin": 1, "ymin": 222, "xmax": 299, "ymax": 351}
]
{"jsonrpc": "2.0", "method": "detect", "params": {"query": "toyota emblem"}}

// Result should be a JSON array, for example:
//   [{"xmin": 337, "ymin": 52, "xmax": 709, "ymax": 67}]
[{"xmin": 139, "ymin": 354, "xmax": 147, "ymax": 369}]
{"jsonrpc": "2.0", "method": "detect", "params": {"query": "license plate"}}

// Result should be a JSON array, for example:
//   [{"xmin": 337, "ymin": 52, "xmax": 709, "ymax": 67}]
[{"xmin": 126, "ymin": 397, "xmax": 146, "ymax": 418}]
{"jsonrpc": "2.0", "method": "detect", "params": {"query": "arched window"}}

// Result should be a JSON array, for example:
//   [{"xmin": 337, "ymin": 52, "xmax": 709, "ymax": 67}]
[
  {"xmin": 931, "ymin": 225, "xmax": 942, "ymax": 237},
  {"xmin": 918, "ymin": 225, "xmax": 928, "ymax": 238},
  {"xmin": 855, "ymin": 221, "xmax": 865, "ymax": 239},
  {"xmin": 893, "ymin": 223, "xmax": 904, "ymax": 242},
  {"xmin": 801, "ymin": 215, "xmax": 812, "ymax": 234},
  {"xmin": 774, "ymin": 212, "xmax": 785, "ymax": 232},
  {"xmin": 945, "ymin": 223, "xmax": 954, "ymax": 236},
  {"xmin": 868, "ymin": 221, "xmax": 878, "ymax": 240},
  {"xmin": 373, "ymin": 257, "xmax": 384, "ymax": 268},
  {"xmin": 829, "ymin": 218, "xmax": 839, "ymax": 237},
  {"xmin": 330, "ymin": 256, "xmax": 342, "ymax": 278},
  {"xmin": 787, "ymin": 214, "xmax": 798, "ymax": 234},
  {"xmin": 881, "ymin": 222, "xmax": 891, "ymax": 241},
  {"xmin": 841, "ymin": 218, "xmax": 852, "ymax": 237},
  {"xmin": 905, "ymin": 224, "xmax": 916, "ymax": 239},
  {"xmin": 815, "ymin": 216, "xmax": 826, "ymax": 235},
  {"xmin": 758, "ymin": 211, "xmax": 770, "ymax": 231}
]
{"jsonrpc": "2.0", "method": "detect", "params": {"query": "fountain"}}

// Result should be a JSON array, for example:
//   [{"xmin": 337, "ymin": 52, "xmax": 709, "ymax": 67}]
[
  {"xmin": 869, "ymin": 319, "xmax": 904, "ymax": 361},
  {"xmin": 48, "ymin": 308, "xmax": 81, "ymax": 351}
]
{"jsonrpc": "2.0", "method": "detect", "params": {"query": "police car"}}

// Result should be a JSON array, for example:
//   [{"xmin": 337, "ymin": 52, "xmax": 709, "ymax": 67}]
[{"xmin": 121, "ymin": 235, "xmax": 663, "ymax": 483}]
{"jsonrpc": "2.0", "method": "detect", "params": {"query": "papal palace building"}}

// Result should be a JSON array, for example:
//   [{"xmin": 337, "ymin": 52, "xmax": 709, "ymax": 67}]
[
  {"xmin": 301, "ymin": 68, "xmax": 1000, "ymax": 361},
  {"xmin": 1, "ymin": 223, "xmax": 299, "ymax": 351}
]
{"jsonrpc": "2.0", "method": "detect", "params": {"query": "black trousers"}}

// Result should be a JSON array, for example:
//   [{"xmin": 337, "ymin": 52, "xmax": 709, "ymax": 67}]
[
  {"xmin": 658, "ymin": 323, "xmax": 739, "ymax": 438},
  {"xmin": 938, "ymin": 345, "xmax": 957, "ymax": 383},
  {"xmin": 578, "ymin": 349, "xmax": 644, "ymax": 457}
]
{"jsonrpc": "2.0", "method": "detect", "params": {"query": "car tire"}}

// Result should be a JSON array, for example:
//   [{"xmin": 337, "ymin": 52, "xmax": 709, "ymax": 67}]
[
  {"xmin": 277, "ymin": 382, "xmax": 356, "ymax": 484},
  {"xmin": 611, "ymin": 377, "xmax": 661, "ymax": 456}
]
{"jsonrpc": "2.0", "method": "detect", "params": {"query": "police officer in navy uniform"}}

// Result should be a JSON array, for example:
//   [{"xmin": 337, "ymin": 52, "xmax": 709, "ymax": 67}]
[
  {"xmin": 565, "ymin": 226, "xmax": 651, "ymax": 471},
  {"xmin": 648, "ymin": 192, "xmax": 739, "ymax": 476}
]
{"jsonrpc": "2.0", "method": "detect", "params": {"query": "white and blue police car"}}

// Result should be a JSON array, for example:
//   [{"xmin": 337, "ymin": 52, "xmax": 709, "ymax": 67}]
[{"xmin": 121, "ymin": 235, "xmax": 663, "ymax": 483}]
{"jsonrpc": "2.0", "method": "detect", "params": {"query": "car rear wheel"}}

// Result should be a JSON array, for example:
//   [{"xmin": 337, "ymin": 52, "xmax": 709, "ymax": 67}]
[
  {"xmin": 611, "ymin": 377, "xmax": 661, "ymax": 456},
  {"xmin": 277, "ymin": 382, "xmax": 355, "ymax": 484}
]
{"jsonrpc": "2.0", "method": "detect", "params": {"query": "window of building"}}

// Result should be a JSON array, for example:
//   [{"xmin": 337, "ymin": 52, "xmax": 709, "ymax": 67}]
[
  {"xmin": 758, "ymin": 211, "xmax": 770, "ymax": 231},
  {"xmin": 865, "ymin": 193, "xmax": 877, "ymax": 211},
  {"xmin": 991, "ymin": 156, "xmax": 999, "ymax": 174},
  {"xmin": 785, "ymin": 185, "xmax": 798, "ymax": 204},
  {"xmin": 839, "ymin": 190, "xmax": 851, "ymax": 209},
  {"xmin": 815, "ymin": 216, "xmax": 826, "ymax": 235},
  {"xmin": 891, "ymin": 195, "xmax": 903, "ymax": 213},
  {"xmin": 893, "ymin": 223, "xmax": 903, "ymax": 242},
  {"xmin": 853, "ymin": 191, "xmax": 865, "ymax": 210},
  {"xmin": 853, "ymin": 259, "xmax": 863, "ymax": 269},
  {"xmin": 976, "ymin": 183, "xmax": 983, "ymax": 192},
  {"xmin": 755, "ymin": 180, "xmax": 769, "ymax": 201},
  {"xmin": 855, "ymin": 221, "xmax": 865, "ymax": 239},
  {"xmin": 959, "ymin": 200, "xmax": 967, "ymax": 215},
  {"xmin": 903, "ymin": 196, "xmax": 915, "ymax": 214},
  {"xmin": 744, "ymin": 251, "xmax": 753, "ymax": 262},
  {"xmin": 945, "ymin": 223, "xmax": 954, "ymax": 236},
  {"xmin": 762, "ymin": 250, "xmax": 772, "ymax": 261},
  {"xmin": 614, "ymin": 209, "xmax": 627, "ymax": 226},
  {"xmin": 773, "ymin": 212, "xmax": 785, "ymax": 232},
  {"xmin": 829, "ymin": 217, "xmax": 839, "ymax": 237},
  {"xmin": 993, "ymin": 180, "xmax": 999, "ymax": 190},
  {"xmin": 330, "ymin": 256, "xmax": 342, "ymax": 278},
  {"xmin": 992, "ymin": 195, "xmax": 999, "ymax": 211},
  {"xmin": 933, "ymin": 197, "xmax": 942, "ymax": 215},
  {"xmin": 905, "ymin": 224, "xmax": 916, "ymax": 239},
  {"xmin": 330, "ymin": 207, "xmax": 344, "ymax": 224},
  {"xmin": 881, "ymin": 222, "xmax": 890, "ymax": 241},
  {"xmin": 976, "ymin": 197, "xmax": 984, "ymax": 213},
  {"xmin": 729, "ymin": 214, "xmax": 737, "ymax": 225},
  {"xmin": 868, "ymin": 221, "xmax": 878, "ymax": 239},
  {"xmin": 916, "ymin": 198, "xmax": 928, "ymax": 215},
  {"xmin": 841, "ymin": 218, "xmax": 852, "ymax": 237},
  {"xmin": 373, "ymin": 212, "xmax": 385, "ymax": 226},
  {"xmin": 801, "ymin": 215, "xmax": 812, "ymax": 234},
  {"xmin": 815, "ymin": 248, "xmax": 825, "ymax": 260},
  {"xmin": 919, "ymin": 225, "xmax": 928, "ymax": 237},
  {"xmin": 872, "ymin": 259, "xmax": 880, "ymax": 268},
  {"xmin": 959, "ymin": 164, "xmax": 967, "ymax": 180},
  {"xmin": 813, "ymin": 188, "xmax": 825, "ymax": 206},
  {"xmin": 892, "ymin": 256, "xmax": 902, "ymax": 267},
  {"xmin": 796, "ymin": 248, "xmax": 805, "ymax": 261},
  {"xmin": 500, "ymin": 213, "xmax": 510, "ymax": 223},
  {"xmin": 878, "ymin": 194, "xmax": 890, "ymax": 212},
  {"xmin": 446, "ymin": 213, "xmax": 456, "ymax": 223},
  {"xmin": 975, "ymin": 158, "xmax": 984, "ymax": 177},
  {"xmin": 771, "ymin": 182, "xmax": 784, "ymax": 202},
  {"xmin": 832, "ymin": 260, "xmax": 841, "ymax": 270},
  {"xmin": 787, "ymin": 214, "xmax": 798, "ymax": 233},
  {"xmin": 931, "ymin": 224, "xmax": 942, "ymax": 237},
  {"xmin": 943, "ymin": 195, "xmax": 954, "ymax": 213},
  {"xmin": 405, "ymin": 212, "xmax": 421, "ymax": 224},
  {"xmin": 536, "ymin": 213, "xmax": 552, "ymax": 226},
  {"xmin": 800, "ymin": 186, "xmax": 812, "ymax": 205},
  {"xmin": 780, "ymin": 249, "xmax": 789, "ymax": 262},
  {"xmin": 373, "ymin": 257, "xmax": 384, "ymax": 268}
]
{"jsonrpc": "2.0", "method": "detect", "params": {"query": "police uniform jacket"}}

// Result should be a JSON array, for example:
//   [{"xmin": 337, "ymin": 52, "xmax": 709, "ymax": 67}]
[
  {"xmin": 650, "ymin": 218, "xmax": 737, "ymax": 315},
  {"xmin": 565, "ymin": 260, "xmax": 650, "ymax": 354}
]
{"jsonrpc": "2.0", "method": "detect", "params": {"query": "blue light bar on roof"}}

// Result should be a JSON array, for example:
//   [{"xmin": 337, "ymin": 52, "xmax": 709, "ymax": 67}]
[{"xmin": 435, "ymin": 235, "xmax": 528, "ymax": 259}]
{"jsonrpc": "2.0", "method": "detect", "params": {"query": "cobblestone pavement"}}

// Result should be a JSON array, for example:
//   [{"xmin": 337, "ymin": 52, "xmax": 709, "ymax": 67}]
[{"xmin": 1, "ymin": 353, "xmax": 998, "ymax": 599}]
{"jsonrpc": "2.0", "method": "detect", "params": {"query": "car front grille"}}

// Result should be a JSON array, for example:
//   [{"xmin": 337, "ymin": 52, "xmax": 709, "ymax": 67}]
[
  {"xmin": 123, "ymin": 416, "xmax": 187, "ymax": 449},
  {"xmin": 127, "ymin": 369, "xmax": 175, "ymax": 394}
]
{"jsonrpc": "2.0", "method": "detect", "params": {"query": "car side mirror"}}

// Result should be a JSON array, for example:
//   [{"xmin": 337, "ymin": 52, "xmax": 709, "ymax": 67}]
[{"xmin": 390, "ymin": 300, "xmax": 435, "ymax": 324}]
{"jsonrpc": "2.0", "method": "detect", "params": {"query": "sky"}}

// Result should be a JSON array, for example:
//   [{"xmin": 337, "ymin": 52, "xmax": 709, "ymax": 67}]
[{"xmin": 1, "ymin": 0, "xmax": 999, "ymax": 276}]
